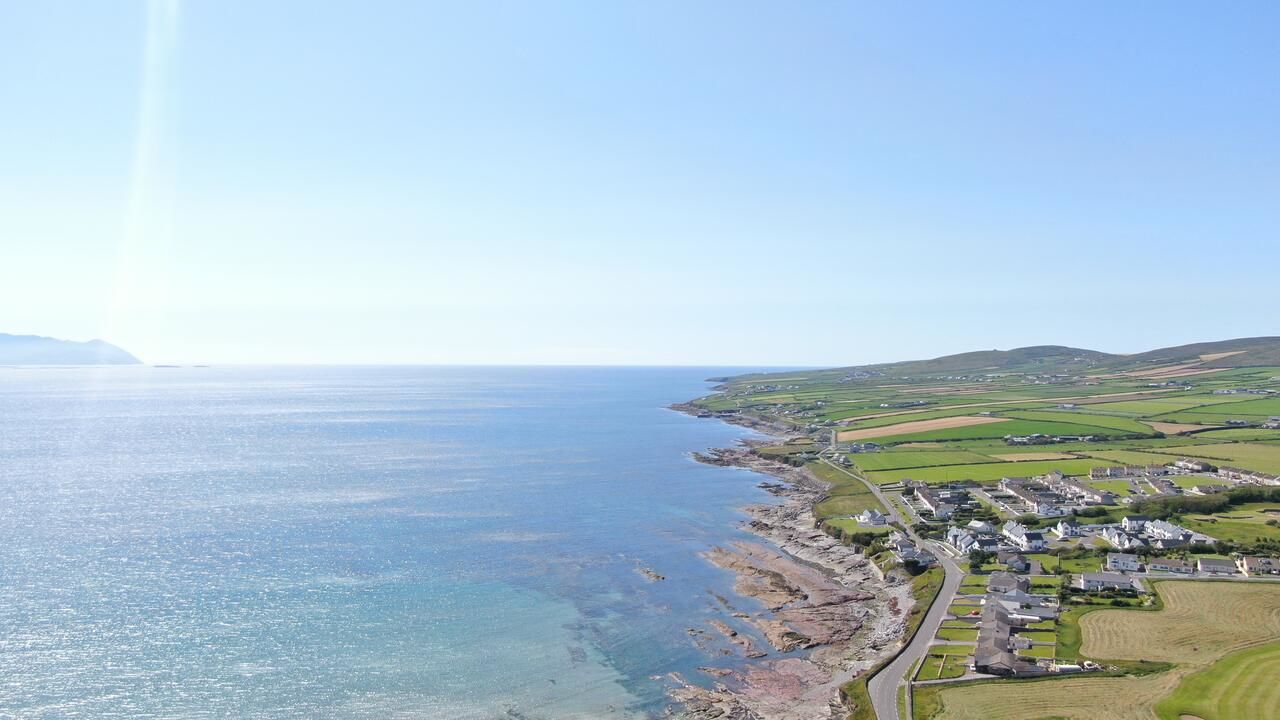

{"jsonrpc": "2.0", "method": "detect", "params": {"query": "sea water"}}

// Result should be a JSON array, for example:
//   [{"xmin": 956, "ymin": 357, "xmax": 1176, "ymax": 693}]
[{"xmin": 0, "ymin": 366, "xmax": 785, "ymax": 719}]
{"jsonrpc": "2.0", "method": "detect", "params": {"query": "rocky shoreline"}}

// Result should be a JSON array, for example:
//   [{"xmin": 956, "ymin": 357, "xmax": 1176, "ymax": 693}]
[{"xmin": 667, "ymin": 409, "xmax": 912, "ymax": 720}]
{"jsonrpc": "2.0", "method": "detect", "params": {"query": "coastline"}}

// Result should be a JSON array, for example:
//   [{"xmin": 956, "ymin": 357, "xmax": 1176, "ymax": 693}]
[{"xmin": 668, "ymin": 403, "xmax": 913, "ymax": 720}]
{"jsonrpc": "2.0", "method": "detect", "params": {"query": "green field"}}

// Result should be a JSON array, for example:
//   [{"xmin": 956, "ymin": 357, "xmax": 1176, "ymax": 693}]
[
  {"xmin": 807, "ymin": 461, "xmax": 887, "ymax": 520},
  {"xmin": 868, "ymin": 458, "xmax": 1103, "ymax": 485},
  {"xmin": 1154, "ymin": 641, "xmax": 1280, "ymax": 720},
  {"xmin": 848, "ymin": 450, "xmax": 995, "ymax": 471},
  {"xmin": 1180, "ymin": 501, "xmax": 1280, "ymax": 545},
  {"xmin": 1000, "ymin": 409, "xmax": 1156, "ymax": 434},
  {"xmin": 1080, "ymin": 449, "xmax": 1182, "ymax": 466},
  {"xmin": 1194, "ymin": 427, "xmax": 1280, "ymax": 441},
  {"xmin": 869, "ymin": 419, "xmax": 1145, "ymax": 445},
  {"xmin": 1158, "ymin": 442, "xmax": 1280, "ymax": 473}
]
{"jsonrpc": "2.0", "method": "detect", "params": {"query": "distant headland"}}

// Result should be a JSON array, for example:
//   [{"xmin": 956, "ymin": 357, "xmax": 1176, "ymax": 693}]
[{"xmin": 0, "ymin": 332, "xmax": 141, "ymax": 365}]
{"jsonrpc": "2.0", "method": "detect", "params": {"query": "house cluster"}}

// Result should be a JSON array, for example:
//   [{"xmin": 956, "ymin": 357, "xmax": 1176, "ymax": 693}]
[
  {"xmin": 1217, "ymin": 466, "xmax": 1280, "ymax": 486},
  {"xmin": 878, "ymin": 400, "xmax": 930, "ymax": 409},
  {"xmin": 886, "ymin": 530, "xmax": 936, "ymax": 567},
  {"xmin": 1264, "ymin": 416, "xmax": 1280, "ymax": 430},
  {"xmin": 1173, "ymin": 457, "xmax": 1216, "ymax": 473},
  {"xmin": 1042, "ymin": 470, "xmax": 1116, "ymax": 505},
  {"xmin": 1002, "ymin": 521, "xmax": 1047, "ymax": 551},
  {"xmin": 973, "ymin": 569, "xmax": 1065, "ymax": 676},
  {"xmin": 1095, "ymin": 550, "xmax": 1280, "ymax": 578},
  {"xmin": 995, "ymin": 471, "xmax": 1115, "ymax": 517},
  {"xmin": 912, "ymin": 484, "xmax": 973, "ymax": 520},
  {"xmin": 1101, "ymin": 515, "xmax": 1216, "ymax": 550},
  {"xmin": 1089, "ymin": 464, "xmax": 1169, "ymax": 480},
  {"xmin": 845, "ymin": 442, "xmax": 882, "ymax": 454},
  {"xmin": 997, "ymin": 477, "xmax": 1065, "ymax": 516},
  {"xmin": 945, "ymin": 520, "xmax": 1001, "ymax": 555}
]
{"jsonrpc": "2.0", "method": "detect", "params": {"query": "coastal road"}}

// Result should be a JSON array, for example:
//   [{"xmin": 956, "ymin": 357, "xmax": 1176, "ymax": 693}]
[
  {"xmin": 817, "ymin": 455, "xmax": 964, "ymax": 720},
  {"xmin": 867, "ymin": 546, "xmax": 963, "ymax": 720}
]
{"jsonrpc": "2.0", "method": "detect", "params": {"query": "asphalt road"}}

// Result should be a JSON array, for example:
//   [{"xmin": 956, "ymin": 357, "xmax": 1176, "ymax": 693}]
[
  {"xmin": 817, "ymin": 455, "xmax": 965, "ymax": 720},
  {"xmin": 867, "ymin": 546, "xmax": 963, "ymax": 720}
]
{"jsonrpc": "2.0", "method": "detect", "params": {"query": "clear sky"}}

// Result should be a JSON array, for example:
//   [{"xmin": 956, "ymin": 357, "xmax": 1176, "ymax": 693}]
[{"xmin": 2, "ymin": 2, "xmax": 1277, "ymax": 365}]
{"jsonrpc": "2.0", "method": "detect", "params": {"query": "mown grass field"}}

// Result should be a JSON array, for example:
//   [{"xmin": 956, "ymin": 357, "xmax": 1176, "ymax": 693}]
[
  {"xmin": 1079, "ymin": 581, "xmax": 1280, "ymax": 664},
  {"xmin": 1153, "ymin": 640, "xmax": 1280, "ymax": 720},
  {"xmin": 917, "ymin": 581, "xmax": 1280, "ymax": 720}
]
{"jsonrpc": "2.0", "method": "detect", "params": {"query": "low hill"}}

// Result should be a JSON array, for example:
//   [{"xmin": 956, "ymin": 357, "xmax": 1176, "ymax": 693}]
[
  {"xmin": 0, "ymin": 333, "xmax": 141, "ymax": 365},
  {"xmin": 724, "ymin": 337, "xmax": 1280, "ymax": 385},
  {"xmin": 1117, "ymin": 336, "xmax": 1280, "ymax": 369}
]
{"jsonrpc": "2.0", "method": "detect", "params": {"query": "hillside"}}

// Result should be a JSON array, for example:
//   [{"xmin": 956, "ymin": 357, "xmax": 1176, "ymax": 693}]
[
  {"xmin": 0, "ymin": 333, "xmax": 141, "ymax": 365},
  {"xmin": 725, "ymin": 337, "xmax": 1280, "ymax": 386}
]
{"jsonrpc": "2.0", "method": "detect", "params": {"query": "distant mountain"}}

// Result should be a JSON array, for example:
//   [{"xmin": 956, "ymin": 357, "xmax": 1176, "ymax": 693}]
[
  {"xmin": 724, "ymin": 336, "xmax": 1280, "ymax": 384},
  {"xmin": 0, "ymin": 333, "xmax": 141, "ymax": 365}
]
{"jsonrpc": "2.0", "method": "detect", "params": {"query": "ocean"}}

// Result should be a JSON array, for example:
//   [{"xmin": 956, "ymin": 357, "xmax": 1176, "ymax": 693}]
[{"xmin": 0, "ymin": 366, "xmax": 784, "ymax": 719}]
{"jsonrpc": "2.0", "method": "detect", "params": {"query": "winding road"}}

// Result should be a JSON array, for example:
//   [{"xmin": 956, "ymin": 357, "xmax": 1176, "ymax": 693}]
[{"xmin": 817, "ymin": 455, "xmax": 965, "ymax": 720}]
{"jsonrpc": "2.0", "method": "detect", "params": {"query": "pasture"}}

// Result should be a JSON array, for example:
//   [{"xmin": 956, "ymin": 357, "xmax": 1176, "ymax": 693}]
[
  {"xmin": 999, "ymin": 410, "xmax": 1155, "ymax": 434},
  {"xmin": 1180, "ymin": 502, "xmax": 1280, "ymax": 545},
  {"xmin": 837, "ymin": 415, "xmax": 1009, "ymax": 441},
  {"xmin": 848, "ymin": 450, "xmax": 994, "ymax": 471},
  {"xmin": 868, "ymin": 458, "xmax": 1102, "ymax": 485},
  {"xmin": 1158, "ymin": 442, "xmax": 1280, "ymax": 473},
  {"xmin": 866, "ymin": 418, "xmax": 1142, "ymax": 445}
]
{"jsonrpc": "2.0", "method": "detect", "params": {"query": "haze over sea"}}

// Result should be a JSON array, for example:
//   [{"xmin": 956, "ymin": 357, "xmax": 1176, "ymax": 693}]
[{"xmin": 0, "ymin": 366, "xmax": 787, "ymax": 719}]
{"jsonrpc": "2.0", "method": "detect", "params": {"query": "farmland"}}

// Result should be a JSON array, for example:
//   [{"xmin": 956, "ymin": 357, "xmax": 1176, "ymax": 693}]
[
  {"xmin": 1154, "ymin": 641, "xmax": 1280, "ymax": 720},
  {"xmin": 916, "ymin": 581, "xmax": 1280, "ymax": 719},
  {"xmin": 1157, "ymin": 442, "xmax": 1280, "ymax": 474},
  {"xmin": 867, "ymin": 458, "xmax": 1103, "ymax": 485}
]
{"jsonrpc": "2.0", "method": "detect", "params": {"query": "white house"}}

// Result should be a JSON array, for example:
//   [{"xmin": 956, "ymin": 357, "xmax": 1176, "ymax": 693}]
[
  {"xmin": 1105, "ymin": 552, "xmax": 1141, "ymax": 572},
  {"xmin": 1076, "ymin": 572, "xmax": 1143, "ymax": 592},
  {"xmin": 1121, "ymin": 516, "xmax": 1149, "ymax": 533}
]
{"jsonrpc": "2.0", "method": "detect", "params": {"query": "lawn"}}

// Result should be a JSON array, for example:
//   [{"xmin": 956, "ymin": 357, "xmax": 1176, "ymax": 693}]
[
  {"xmin": 1154, "ymin": 640, "xmax": 1280, "ymax": 720},
  {"xmin": 1025, "ymin": 552, "xmax": 1087, "ymax": 573},
  {"xmin": 1167, "ymin": 475, "xmax": 1226, "ymax": 490},
  {"xmin": 1016, "ymin": 644, "xmax": 1055, "ymax": 659},
  {"xmin": 936, "ymin": 627, "xmax": 979, "ymax": 642},
  {"xmin": 1085, "ymin": 478, "xmax": 1137, "ymax": 496},
  {"xmin": 947, "ymin": 602, "xmax": 982, "ymax": 617}
]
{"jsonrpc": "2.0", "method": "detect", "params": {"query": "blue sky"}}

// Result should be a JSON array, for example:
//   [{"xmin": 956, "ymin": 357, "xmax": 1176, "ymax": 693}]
[{"xmin": 1, "ymin": 2, "xmax": 1277, "ymax": 365}]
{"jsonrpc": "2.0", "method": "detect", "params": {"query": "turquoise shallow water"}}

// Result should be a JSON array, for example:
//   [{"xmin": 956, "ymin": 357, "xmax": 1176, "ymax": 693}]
[{"xmin": 0, "ymin": 366, "xmax": 784, "ymax": 719}]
